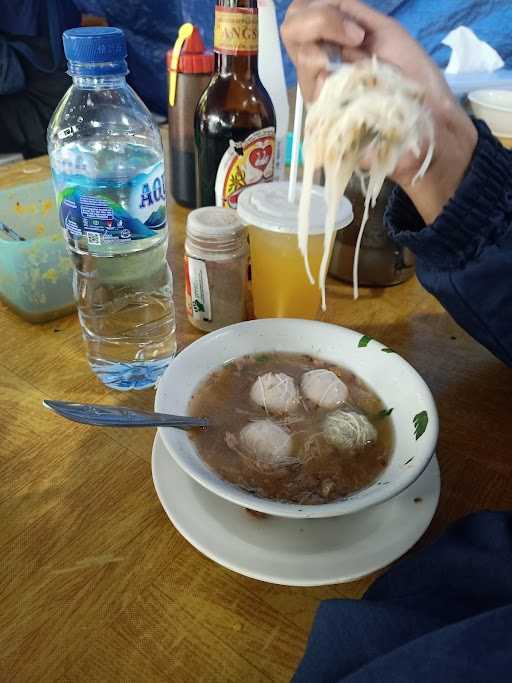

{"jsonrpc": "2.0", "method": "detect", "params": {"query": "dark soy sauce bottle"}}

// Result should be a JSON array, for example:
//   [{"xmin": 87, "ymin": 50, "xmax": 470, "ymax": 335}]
[
  {"xmin": 194, "ymin": 0, "xmax": 276, "ymax": 209},
  {"xmin": 168, "ymin": 26, "xmax": 213, "ymax": 208}
]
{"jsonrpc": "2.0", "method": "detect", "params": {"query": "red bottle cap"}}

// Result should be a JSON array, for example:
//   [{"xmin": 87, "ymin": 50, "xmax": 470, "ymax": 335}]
[{"xmin": 166, "ymin": 26, "xmax": 214, "ymax": 75}]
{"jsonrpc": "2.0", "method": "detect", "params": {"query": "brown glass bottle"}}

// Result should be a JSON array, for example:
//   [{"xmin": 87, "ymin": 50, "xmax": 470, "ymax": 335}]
[{"xmin": 194, "ymin": 0, "xmax": 276, "ymax": 209}]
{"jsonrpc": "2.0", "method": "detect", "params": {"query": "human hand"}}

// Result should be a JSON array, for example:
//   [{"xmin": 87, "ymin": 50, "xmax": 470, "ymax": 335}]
[{"xmin": 281, "ymin": 0, "xmax": 478, "ymax": 223}]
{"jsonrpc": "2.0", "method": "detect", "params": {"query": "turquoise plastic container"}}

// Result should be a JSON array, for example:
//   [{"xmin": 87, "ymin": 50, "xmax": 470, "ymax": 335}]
[{"xmin": 0, "ymin": 179, "xmax": 75, "ymax": 322}]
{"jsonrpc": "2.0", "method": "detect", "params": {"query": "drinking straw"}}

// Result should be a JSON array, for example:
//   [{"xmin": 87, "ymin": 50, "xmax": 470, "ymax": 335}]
[{"xmin": 288, "ymin": 86, "xmax": 304, "ymax": 203}]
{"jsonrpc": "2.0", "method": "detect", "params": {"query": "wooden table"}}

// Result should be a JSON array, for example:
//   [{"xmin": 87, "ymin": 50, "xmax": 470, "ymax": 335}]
[{"xmin": 2, "ymin": 155, "xmax": 511, "ymax": 683}]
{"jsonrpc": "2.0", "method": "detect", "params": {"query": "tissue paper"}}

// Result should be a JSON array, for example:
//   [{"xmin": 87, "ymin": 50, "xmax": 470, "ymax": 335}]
[{"xmin": 443, "ymin": 26, "xmax": 504, "ymax": 74}]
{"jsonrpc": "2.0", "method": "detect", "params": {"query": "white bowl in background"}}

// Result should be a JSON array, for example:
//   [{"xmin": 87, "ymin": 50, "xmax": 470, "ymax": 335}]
[
  {"xmin": 155, "ymin": 319, "xmax": 438, "ymax": 519},
  {"xmin": 468, "ymin": 89, "xmax": 512, "ymax": 136}
]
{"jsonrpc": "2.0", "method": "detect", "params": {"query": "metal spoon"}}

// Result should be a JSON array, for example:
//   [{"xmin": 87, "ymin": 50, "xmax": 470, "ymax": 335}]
[
  {"xmin": 43, "ymin": 400, "xmax": 208, "ymax": 429},
  {"xmin": 324, "ymin": 42, "xmax": 343, "ymax": 72},
  {"xmin": 0, "ymin": 221, "xmax": 26, "ymax": 241}
]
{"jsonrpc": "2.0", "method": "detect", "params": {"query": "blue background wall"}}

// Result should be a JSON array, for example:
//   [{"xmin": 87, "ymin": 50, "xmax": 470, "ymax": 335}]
[{"xmin": 73, "ymin": 0, "xmax": 512, "ymax": 114}]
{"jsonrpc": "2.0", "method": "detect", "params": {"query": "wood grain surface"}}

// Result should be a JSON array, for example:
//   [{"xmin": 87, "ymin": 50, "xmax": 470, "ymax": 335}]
[{"xmin": 1, "ymin": 153, "xmax": 511, "ymax": 683}]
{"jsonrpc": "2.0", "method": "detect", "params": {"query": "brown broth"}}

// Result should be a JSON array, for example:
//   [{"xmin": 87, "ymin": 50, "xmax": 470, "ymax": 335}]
[{"xmin": 188, "ymin": 353, "xmax": 394, "ymax": 504}]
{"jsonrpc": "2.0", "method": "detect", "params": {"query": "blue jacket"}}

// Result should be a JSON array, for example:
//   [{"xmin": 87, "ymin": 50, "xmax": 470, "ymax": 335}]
[
  {"xmin": 386, "ymin": 120, "xmax": 512, "ymax": 367},
  {"xmin": 294, "ymin": 511, "xmax": 512, "ymax": 682},
  {"xmin": 0, "ymin": 0, "xmax": 80, "ymax": 95}
]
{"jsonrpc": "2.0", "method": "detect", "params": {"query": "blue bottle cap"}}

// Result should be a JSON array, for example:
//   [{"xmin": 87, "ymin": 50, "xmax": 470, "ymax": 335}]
[{"xmin": 63, "ymin": 27, "xmax": 128, "ymax": 77}]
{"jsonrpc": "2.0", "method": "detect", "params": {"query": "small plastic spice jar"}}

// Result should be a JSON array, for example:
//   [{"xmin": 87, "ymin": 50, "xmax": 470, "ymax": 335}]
[{"xmin": 184, "ymin": 207, "xmax": 248, "ymax": 332}]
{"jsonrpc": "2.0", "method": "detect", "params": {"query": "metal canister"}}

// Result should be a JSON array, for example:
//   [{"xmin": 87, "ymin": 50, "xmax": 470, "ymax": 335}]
[{"xmin": 328, "ymin": 177, "xmax": 415, "ymax": 287}]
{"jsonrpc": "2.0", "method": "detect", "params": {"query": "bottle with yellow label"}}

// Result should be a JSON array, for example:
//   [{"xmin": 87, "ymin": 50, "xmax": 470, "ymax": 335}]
[{"xmin": 194, "ymin": 0, "xmax": 276, "ymax": 208}]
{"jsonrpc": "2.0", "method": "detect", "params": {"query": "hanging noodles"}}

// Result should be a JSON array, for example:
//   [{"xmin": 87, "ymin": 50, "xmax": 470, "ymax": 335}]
[{"xmin": 298, "ymin": 57, "xmax": 435, "ymax": 306}]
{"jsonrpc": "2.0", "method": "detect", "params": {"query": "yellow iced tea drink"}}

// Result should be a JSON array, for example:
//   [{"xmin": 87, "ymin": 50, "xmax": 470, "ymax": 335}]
[
  {"xmin": 237, "ymin": 182, "xmax": 353, "ymax": 319},
  {"xmin": 249, "ymin": 227, "xmax": 327, "ymax": 318}
]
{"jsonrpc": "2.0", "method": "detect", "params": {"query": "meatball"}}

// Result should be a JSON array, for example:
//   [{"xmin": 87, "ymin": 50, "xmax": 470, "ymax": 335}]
[
  {"xmin": 239, "ymin": 420, "xmax": 294, "ymax": 466},
  {"xmin": 323, "ymin": 410, "xmax": 377, "ymax": 450},
  {"xmin": 301, "ymin": 369, "xmax": 349, "ymax": 409},
  {"xmin": 250, "ymin": 372, "xmax": 300, "ymax": 414}
]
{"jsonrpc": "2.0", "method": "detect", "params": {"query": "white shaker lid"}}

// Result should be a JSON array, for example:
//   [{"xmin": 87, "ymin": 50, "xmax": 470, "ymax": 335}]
[
  {"xmin": 236, "ymin": 181, "xmax": 353, "ymax": 234},
  {"xmin": 187, "ymin": 207, "xmax": 245, "ymax": 239}
]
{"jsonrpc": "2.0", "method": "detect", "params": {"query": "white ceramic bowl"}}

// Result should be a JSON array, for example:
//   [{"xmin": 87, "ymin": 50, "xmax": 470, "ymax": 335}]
[
  {"xmin": 155, "ymin": 319, "xmax": 438, "ymax": 519},
  {"xmin": 468, "ymin": 89, "xmax": 512, "ymax": 136}
]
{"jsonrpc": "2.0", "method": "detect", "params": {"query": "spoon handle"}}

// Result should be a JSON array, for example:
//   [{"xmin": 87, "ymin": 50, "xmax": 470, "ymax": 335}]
[
  {"xmin": 324, "ymin": 42, "xmax": 343, "ymax": 72},
  {"xmin": 0, "ymin": 221, "xmax": 26, "ymax": 241},
  {"xmin": 43, "ymin": 400, "xmax": 207, "ymax": 429}
]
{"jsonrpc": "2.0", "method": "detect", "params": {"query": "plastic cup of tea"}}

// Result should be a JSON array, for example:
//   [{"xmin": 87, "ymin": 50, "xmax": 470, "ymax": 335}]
[{"xmin": 237, "ymin": 181, "xmax": 353, "ymax": 319}]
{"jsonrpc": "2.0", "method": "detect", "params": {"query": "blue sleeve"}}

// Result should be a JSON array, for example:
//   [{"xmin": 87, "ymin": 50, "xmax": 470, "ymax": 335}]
[
  {"xmin": 293, "ymin": 511, "xmax": 512, "ymax": 683},
  {"xmin": 385, "ymin": 120, "xmax": 512, "ymax": 367},
  {"xmin": 0, "ymin": 35, "xmax": 26, "ymax": 94}
]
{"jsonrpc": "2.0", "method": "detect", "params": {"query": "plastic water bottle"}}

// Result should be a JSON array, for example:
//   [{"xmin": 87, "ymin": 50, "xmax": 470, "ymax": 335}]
[{"xmin": 47, "ymin": 27, "xmax": 176, "ymax": 391}]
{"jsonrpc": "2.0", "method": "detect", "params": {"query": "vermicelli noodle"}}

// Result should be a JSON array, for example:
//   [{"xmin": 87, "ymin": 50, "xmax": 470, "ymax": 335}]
[{"xmin": 299, "ymin": 57, "xmax": 435, "ymax": 305}]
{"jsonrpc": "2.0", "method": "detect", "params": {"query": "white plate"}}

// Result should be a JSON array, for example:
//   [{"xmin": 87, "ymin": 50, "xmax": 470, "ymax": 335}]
[{"xmin": 152, "ymin": 434, "xmax": 441, "ymax": 586}]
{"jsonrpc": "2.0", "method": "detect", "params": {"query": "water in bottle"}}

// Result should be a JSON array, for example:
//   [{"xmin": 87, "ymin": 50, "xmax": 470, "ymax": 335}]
[{"xmin": 47, "ymin": 27, "xmax": 176, "ymax": 390}]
